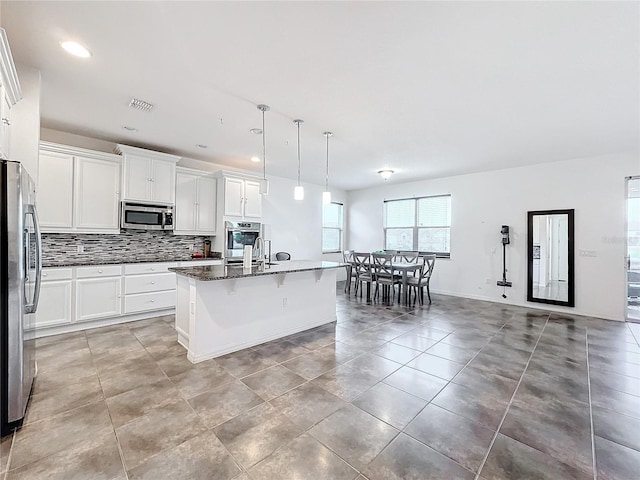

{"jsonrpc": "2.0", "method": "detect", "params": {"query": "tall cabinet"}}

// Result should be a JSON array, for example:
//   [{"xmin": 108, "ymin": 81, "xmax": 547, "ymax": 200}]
[
  {"xmin": 175, "ymin": 167, "xmax": 217, "ymax": 235},
  {"xmin": 37, "ymin": 142, "xmax": 122, "ymax": 234},
  {"xmin": 0, "ymin": 29, "xmax": 22, "ymax": 160},
  {"xmin": 115, "ymin": 144, "xmax": 180, "ymax": 205}
]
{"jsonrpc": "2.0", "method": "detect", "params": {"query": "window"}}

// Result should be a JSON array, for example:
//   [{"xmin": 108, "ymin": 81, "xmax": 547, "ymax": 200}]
[
  {"xmin": 384, "ymin": 195, "xmax": 451, "ymax": 257},
  {"xmin": 322, "ymin": 202, "xmax": 343, "ymax": 253}
]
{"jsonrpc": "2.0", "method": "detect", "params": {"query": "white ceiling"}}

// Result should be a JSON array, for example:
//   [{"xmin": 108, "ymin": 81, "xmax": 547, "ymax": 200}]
[{"xmin": 2, "ymin": 1, "xmax": 638, "ymax": 190}]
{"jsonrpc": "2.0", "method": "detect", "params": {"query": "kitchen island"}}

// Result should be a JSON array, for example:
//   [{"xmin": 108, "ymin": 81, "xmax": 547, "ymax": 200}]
[{"xmin": 169, "ymin": 261, "xmax": 343, "ymax": 363}]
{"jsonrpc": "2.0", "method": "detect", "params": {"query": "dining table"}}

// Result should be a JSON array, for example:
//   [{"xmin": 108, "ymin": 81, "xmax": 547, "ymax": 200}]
[{"xmin": 345, "ymin": 259, "xmax": 422, "ymax": 305}]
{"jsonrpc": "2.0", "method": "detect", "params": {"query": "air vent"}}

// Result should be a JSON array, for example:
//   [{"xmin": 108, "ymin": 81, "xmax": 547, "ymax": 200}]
[{"xmin": 129, "ymin": 98, "xmax": 154, "ymax": 112}]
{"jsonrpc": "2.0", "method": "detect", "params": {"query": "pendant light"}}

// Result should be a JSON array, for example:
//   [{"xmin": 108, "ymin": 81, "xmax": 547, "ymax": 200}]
[
  {"xmin": 293, "ymin": 119, "xmax": 304, "ymax": 200},
  {"xmin": 257, "ymin": 104, "xmax": 270, "ymax": 195},
  {"xmin": 322, "ymin": 131, "xmax": 333, "ymax": 204}
]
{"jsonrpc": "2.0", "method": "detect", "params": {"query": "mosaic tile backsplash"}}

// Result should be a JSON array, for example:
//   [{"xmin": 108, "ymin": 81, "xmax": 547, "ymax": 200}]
[{"xmin": 42, "ymin": 231, "xmax": 213, "ymax": 267}]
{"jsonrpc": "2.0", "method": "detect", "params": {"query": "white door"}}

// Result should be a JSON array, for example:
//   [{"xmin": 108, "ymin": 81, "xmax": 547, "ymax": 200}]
[
  {"xmin": 151, "ymin": 160, "xmax": 175, "ymax": 204},
  {"xmin": 224, "ymin": 177, "xmax": 245, "ymax": 217},
  {"xmin": 196, "ymin": 176, "xmax": 217, "ymax": 233},
  {"xmin": 76, "ymin": 277, "xmax": 122, "ymax": 321},
  {"xmin": 243, "ymin": 180, "xmax": 262, "ymax": 218},
  {"xmin": 38, "ymin": 151, "xmax": 74, "ymax": 231},
  {"xmin": 175, "ymin": 172, "xmax": 197, "ymax": 232},
  {"xmin": 35, "ymin": 281, "xmax": 73, "ymax": 328},
  {"xmin": 123, "ymin": 155, "xmax": 151, "ymax": 202},
  {"xmin": 74, "ymin": 156, "xmax": 121, "ymax": 232}
]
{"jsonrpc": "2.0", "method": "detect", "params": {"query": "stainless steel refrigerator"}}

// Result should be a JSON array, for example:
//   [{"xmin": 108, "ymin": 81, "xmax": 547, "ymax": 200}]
[{"xmin": 1, "ymin": 160, "xmax": 40, "ymax": 436}]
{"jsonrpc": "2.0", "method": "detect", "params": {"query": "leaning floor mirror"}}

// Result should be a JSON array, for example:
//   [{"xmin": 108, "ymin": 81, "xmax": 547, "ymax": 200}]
[{"xmin": 527, "ymin": 209, "xmax": 575, "ymax": 307}]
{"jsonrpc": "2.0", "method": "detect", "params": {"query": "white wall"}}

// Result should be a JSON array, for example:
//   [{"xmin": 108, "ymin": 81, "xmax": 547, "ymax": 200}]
[
  {"xmin": 9, "ymin": 63, "xmax": 41, "ymax": 180},
  {"xmin": 348, "ymin": 152, "xmax": 639, "ymax": 321}
]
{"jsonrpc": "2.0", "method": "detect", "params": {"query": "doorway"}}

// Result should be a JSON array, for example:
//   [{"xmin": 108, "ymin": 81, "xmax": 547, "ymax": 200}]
[{"xmin": 627, "ymin": 176, "xmax": 640, "ymax": 322}]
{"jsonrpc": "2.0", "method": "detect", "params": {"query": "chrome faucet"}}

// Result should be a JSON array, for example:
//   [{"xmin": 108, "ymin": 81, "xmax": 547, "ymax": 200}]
[{"xmin": 253, "ymin": 236, "xmax": 266, "ymax": 266}]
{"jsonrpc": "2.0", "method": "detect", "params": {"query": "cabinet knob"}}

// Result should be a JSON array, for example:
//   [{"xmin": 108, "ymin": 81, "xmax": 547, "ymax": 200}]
[
  {"xmin": 43, "ymin": 273, "xmax": 47, "ymax": 277},
  {"xmin": 151, "ymin": 281, "xmax": 155, "ymax": 284},
  {"xmin": 150, "ymin": 268, "xmax": 155, "ymax": 271},
  {"xmin": 150, "ymin": 300, "xmax": 155, "ymax": 303},
  {"xmin": 98, "ymin": 269, "xmax": 103, "ymax": 273}
]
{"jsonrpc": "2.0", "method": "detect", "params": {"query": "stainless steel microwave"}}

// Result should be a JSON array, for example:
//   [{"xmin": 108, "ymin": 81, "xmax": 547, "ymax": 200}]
[{"xmin": 121, "ymin": 202, "xmax": 174, "ymax": 231}]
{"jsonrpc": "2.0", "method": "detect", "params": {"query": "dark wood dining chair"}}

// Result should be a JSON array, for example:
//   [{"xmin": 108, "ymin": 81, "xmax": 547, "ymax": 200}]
[{"xmin": 342, "ymin": 250, "xmax": 357, "ymax": 294}]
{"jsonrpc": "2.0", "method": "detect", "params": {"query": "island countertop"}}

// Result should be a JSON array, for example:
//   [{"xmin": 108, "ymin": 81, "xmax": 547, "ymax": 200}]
[{"xmin": 169, "ymin": 260, "xmax": 345, "ymax": 281}]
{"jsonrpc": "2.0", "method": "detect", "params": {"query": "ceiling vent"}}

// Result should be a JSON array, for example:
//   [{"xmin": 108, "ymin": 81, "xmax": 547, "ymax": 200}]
[{"xmin": 129, "ymin": 98, "xmax": 154, "ymax": 112}]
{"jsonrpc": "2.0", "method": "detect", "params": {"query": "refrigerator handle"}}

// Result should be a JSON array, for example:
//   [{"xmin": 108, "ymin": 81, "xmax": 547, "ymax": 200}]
[{"xmin": 24, "ymin": 204, "xmax": 42, "ymax": 314}]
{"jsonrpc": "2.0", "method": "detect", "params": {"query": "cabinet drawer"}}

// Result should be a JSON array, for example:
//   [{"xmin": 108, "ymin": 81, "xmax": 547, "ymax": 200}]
[
  {"xmin": 124, "ymin": 263, "xmax": 177, "ymax": 275},
  {"xmin": 76, "ymin": 265, "xmax": 122, "ymax": 278},
  {"xmin": 124, "ymin": 291, "xmax": 176, "ymax": 314},
  {"xmin": 125, "ymin": 273, "xmax": 176, "ymax": 294},
  {"xmin": 41, "ymin": 268, "xmax": 73, "ymax": 281}
]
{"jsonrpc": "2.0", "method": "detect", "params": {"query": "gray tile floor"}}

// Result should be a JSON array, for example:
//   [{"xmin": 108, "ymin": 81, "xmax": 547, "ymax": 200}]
[{"xmin": 2, "ymin": 286, "xmax": 640, "ymax": 479}]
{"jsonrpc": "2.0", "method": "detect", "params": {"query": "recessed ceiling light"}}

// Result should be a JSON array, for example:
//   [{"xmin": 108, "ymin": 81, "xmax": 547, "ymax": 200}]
[
  {"xmin": 60, "ymin": 40, "xmax": 92, "ymax": 58},
  {"xmin": 250, "ymin": 128, "xmax": 263, "ymax": 135},
  {"xmin": 250, "ymin": 156, "xmax": 261, "ymax": 163},
  {"xmin": 196, "ymin": 144, "xmax": 208, "ymax": 149},
  {"xmin": 122, "ymin": 126, "xmax": 138, "ymax": 132}
]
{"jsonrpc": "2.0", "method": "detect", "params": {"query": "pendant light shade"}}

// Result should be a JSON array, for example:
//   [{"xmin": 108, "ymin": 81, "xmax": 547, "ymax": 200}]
[
  {"xmin": 257, "ymin": 104, "xmax": 270, "ymax": 195},
  {"xmin": 322, "ymin": 131, "xmax": 333, "ymax": 204},
  {"xmin": 293, "ymin": 119, "xmax": 304, "ymax": 201}
]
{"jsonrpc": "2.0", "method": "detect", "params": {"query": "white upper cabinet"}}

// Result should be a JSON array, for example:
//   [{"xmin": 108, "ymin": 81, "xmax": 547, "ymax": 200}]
[
  {"xmin": 74, "ymin": 156, "xmax": 121, "ymax": 231},
  {"xmin": 38, "ymin": 142, "xmax": 122, "ymax": 233},
  {"xmin": 221, "ymin": 175, "xmax": 262, "ymax": 219},
  {"xmin": 175, "ymin": 168, "xmax": 216, "ymax": 235},
  {"xmin": 0, "ymin": 29, "xmax": 22, "ymax": 160},
  {"xmin": 38, "ymin": 150, "xmax": 74, "ymax": 230},
  {"xmin": 116, "ymin": 144, "xmax": 180, "ymax": 204}
]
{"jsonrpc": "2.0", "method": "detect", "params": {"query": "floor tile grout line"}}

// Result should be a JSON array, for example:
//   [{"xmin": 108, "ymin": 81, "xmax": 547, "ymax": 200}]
[
  {"xmin": 472, "ymin": 313, "xmax": 551, "ymax": 480},
  {"xmin": 586, "ymin": 329, "xmax": 598, "ymax": 480}
]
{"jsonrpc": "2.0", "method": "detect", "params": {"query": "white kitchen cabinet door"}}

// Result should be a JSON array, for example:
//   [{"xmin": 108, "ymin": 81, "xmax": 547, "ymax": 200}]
[
  {"xmin": 74, "ymin": 156, "xmax": 120, "ymax": 232},
  {"xmin": 196, "ymin": 176, "xmax": 217, "ymax": 233},
  {"xmin": 35, "ymin": 280, "xmax": 73, "ymax": 328},
  {"xmin": 243, "ymin": 180, "xmax": 262, "ymax": 218},
  {"xmin": 123, "ymin": 154, "xmax": 151, "ymax": 202},
  {"xmin": 151, "ymin": 160, "xmax": 175, "ymax": 204},
  {"xmin": 38, "ymin": 151, "xmax": 74, "ymax": 231},
  {"xmin": 224, "ymin": 177, "xmax": 244, "ymax": 217},
  {"xmin": 76, "ymin": 277, "xmax": 122, "ymax": 321},
  {"xmin": 175, "ymin": 172, "xmax": 197, "ymax": 232}
]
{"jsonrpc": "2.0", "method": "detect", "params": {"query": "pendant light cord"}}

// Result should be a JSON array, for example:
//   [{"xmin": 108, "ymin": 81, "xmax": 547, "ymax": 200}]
[
  {"xmin": 262, "ymin": 109, "xmax": 266, "ymax": 181},
  {"xmin": 297, "ymin": 121, "xmax": 301, "ymax": 186},
  {"xmin": 325, "ymin": 134, "xmax": 330, "ymax": 191}
]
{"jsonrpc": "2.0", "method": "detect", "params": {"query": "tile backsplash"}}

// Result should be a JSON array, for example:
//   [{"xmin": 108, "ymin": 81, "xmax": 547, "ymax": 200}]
[{"xmin": 42, "ymin": 231, "xmax": 211, "ymax": 266}]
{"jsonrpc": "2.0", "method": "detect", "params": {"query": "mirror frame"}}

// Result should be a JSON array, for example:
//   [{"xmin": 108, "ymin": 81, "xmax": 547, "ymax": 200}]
[{"xmin": 527, "ymin": 209, "xmax": 575, "ymax": 307}]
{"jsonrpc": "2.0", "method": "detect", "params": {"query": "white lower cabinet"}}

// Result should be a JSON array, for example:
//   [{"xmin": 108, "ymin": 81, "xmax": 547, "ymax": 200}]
[
  {"xmin": 35, "ymin": 260, "xmax": 223, "ymax": 337},
  {"xmin": 36, "ymin": 268, "xmax": 73, "ymax": 328},
  {"xmin": 76, "ymin": 276, "xmax": 122, "ymax": 321}
]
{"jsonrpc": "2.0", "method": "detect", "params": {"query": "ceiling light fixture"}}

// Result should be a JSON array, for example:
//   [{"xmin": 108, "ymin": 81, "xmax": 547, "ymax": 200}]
[
  {"xmin": 323, "ymin": 131, "xmax": 333, "ymax": 205},
  {"xmin": 293, "ymin": 119, "xmax": 304, "ymax": 201},
  {"xmin": 122, "ymin": 125, "xmax": 138, "ymax": 132},
  {"xmin": 378, "ymin": 169, "xmax": 394, "ymax": 180},
  {"xmin": 257, "ymin": 104, "xmax": 270, "ymax": 195},
  {"xmin": 250, "ymin": 156, "xmax": 261, "ymax": 163},
  {"xmin": 196, "ymin": 144, "xmax": 208, "ymax": 149},
  {"xmin": 250, "ymin": 128, "xmax": 263, "ymax": 135},
  {"xmin": 60, "ymin": 40, "xmax": 92, "ymax": 58}
]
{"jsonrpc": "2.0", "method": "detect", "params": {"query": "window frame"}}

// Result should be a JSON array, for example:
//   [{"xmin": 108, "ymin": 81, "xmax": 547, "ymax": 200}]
[
  {"xmin": 322, "ymin": 201, "xmax": 344, "ymax": 254},
  {"xmin": 383, "ymin": 194, "xmax": 451, "ymax": 258}
]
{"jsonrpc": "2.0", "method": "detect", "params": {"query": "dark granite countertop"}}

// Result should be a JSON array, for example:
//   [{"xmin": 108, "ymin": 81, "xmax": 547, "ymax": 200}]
[
  {"xmin": 43, "ymin": 256, "xmax": 223, "ymax": 268},
  {"xmin": 169, "ymin": 260, "xmax": 345, "ymax": 281}
]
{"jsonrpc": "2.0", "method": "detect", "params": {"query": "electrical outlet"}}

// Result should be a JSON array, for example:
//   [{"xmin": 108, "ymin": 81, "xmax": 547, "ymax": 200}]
[
  {"xmin": 283, "ymin": 298, "xmax": 288, "ymax": 308},
  {"xmin": 76, "ymin": 245, "xmax": 84, "ymax": 253}
]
